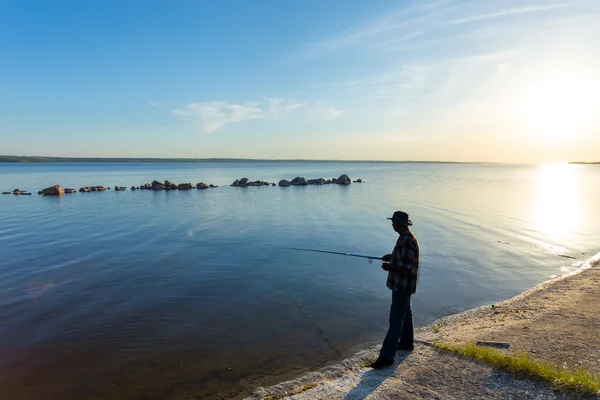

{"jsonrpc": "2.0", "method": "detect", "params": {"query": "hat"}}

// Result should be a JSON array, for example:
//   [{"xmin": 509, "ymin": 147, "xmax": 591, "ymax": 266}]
[{"xmin": 387, "ymin": 211, "xmax": 413, "ymax": 226}]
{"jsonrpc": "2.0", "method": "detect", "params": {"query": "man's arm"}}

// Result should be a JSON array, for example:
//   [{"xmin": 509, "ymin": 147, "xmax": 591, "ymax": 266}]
[
  {"xmin": 381, "ymin": 262, "xmax": 414, "ymax": 276},
  {"xmin": 381, "ymin": 236, "xmax": 417, "ymax": 276}
]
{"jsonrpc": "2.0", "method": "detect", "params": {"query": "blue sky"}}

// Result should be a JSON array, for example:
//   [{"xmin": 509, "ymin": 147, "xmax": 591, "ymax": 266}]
[{"xmin": 1, "ymin": 0, "xmax": 599, "ymax": 162}]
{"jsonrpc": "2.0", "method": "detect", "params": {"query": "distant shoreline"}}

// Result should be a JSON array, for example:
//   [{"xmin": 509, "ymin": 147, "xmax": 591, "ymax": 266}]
[{"xmin": 0, "ymin": 155, "xmax": 483, "ymax": 164}]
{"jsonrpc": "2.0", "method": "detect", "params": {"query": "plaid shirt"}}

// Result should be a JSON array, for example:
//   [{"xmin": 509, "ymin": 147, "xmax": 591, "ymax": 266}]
[{"xmin": 386, "ymin": 228, "xmax": 420, "ymax": 293}]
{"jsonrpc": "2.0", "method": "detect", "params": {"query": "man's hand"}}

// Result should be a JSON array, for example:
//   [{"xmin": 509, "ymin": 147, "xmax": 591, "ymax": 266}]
[
  {"xmin": 381, "ymin": 262, "xmax": 391, "ymax": 271},
  {"xmin": 382, "ymin": 254, "xmax": 393, "ymax": 262}
]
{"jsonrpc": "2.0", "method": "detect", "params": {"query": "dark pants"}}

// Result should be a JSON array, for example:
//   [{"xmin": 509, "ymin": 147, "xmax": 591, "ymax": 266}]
[{"xmin": 380, "ymin": 290, "xmax": 413, "ymax": 360}]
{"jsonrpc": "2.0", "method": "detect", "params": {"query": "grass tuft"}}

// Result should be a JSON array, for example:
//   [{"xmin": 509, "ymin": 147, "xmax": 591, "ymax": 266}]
[{"xmin": 434, "ymin": 342, "xmax": 599, "ymax": 395}]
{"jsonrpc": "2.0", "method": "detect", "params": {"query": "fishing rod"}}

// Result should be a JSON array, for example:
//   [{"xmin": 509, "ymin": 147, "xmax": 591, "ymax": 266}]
[{"xmin": 287, "ymin": 247, "xmax": 383, "ymax": 263}]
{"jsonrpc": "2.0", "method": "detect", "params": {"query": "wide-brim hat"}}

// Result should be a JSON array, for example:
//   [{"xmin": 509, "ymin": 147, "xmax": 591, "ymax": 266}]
[{"xmin": 387, "ymin": 211, "xmax": 412, "ymax": 226}]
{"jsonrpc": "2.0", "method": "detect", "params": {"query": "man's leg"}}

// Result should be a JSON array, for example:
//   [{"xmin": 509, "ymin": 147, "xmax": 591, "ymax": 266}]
[
  {"xmin": 398, "ymin": 296, "xmax": 414, "ymax": 350},
  {"xmin": 379, "ymin": 291, "xmax": 411, "ymax": 360}
]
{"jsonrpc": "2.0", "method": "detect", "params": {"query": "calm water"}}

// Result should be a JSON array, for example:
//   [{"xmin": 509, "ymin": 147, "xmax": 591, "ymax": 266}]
[{"xmin": 1, "ymin": 162, "xmax": 599, "ymax": 399}]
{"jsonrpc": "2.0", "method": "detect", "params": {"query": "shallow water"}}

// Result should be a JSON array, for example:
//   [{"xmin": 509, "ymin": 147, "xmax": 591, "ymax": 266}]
[{"xmin": 1, "ymin": 162, "xmax": 598, "ymax": 399}]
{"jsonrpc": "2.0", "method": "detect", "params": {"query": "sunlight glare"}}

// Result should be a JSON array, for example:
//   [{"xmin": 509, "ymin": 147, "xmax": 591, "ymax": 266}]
[
  {"xmin": 533, "ymin": 163, "xmax": 581, "ymax": 246},
  {"xmin": 522, "ymin": 69, "xmax": 598, "ymax": 143}
]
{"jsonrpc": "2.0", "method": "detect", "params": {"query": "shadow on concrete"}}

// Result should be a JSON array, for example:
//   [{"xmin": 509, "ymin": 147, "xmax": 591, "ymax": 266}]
[{"xmin": 342, "ymin": 352, "xmax": 411, "ymax": 400}]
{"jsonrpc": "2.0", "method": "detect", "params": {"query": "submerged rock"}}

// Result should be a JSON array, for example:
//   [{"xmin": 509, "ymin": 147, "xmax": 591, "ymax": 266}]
[
  {"xmin": 41, "ymin": 185, "xmax": 65, "ymax": 195},
  {"xmin": 13, "ymin": 189, "xmax": 23, "ymax": 194},
  {"xmin": 2, "ymin": 192, "xmax": 11, "ymax": 195}
]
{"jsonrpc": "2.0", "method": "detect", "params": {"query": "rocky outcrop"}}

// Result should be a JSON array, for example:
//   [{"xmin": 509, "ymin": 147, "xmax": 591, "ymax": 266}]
[
  {"xmin": 114, "ymin": 186, "xmax": 126, "ymax": 191},
  {"xmin": 164, "ymin": 180, "xmax": 177, "ymax": 189},
  {"xmin": 151, "ymin": 180, "xmax": 165, "ymax": 190},
  {"xmin": 64, "ymin": 188, "xmax": 77, "ymax": 193},
  {"xmin": 79, "ymin": 187, "xmax": 91, "ymax": 192},
  {"xmin": 291, "ymin": 177, "xmax": 309, "ymax": 186},
  {"xmin": 196, "ymin": 182, "xmax": 210, "ymax": 189},
  {"xmin": 308, "ymin": 178, "xmax": 326, "ymax": 185},
  {"xmin": 92, "ymin": 186, "xmax": 107, "ymax": 191},
  {"xmin": 41, "ymin": 185, "xmax": 65, "ymax": 195},
  {"xmin": 279, "ymin": 179, "xmax": 291, "ymax": 187},
  {"xmin": 177, "ymin": 183, "xmax": 194, "ymax": 190},
  {"xmin": 354, "ymin": 178, "xmax": 363, "ymax": 183},
  {"xmin": 141, "ymin": 183, "xmax": 152, "ymax": 190},
  {"xmin": 336, "ymin": 174, "xmax": 352, "ymax": 185},
  {"xmin": 13, "ymin": 189, "xmax": 22, "ymax": 194},
  {"xmin": 232, "ymin": 177, "xmax": 250, "ymax": 187}
]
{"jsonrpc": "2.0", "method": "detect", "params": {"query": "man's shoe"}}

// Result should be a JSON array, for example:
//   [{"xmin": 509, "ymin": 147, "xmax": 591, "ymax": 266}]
[
  {"xmin": 369, "ymin": 357, "xmax": 394, "ymax": 369},
  {"xmin": 397, "ymin": 343, "xmax": 414, "ymax": 351}
]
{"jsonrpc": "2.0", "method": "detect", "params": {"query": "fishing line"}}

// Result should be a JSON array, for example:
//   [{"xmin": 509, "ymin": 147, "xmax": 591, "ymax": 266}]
[
  {"xmin": 292, "ymin": 298, "xmax": 342, "ymax": 358},
  {"xmin": 287, "ymin": 247, "xmax": 383, "ymax": 263}
]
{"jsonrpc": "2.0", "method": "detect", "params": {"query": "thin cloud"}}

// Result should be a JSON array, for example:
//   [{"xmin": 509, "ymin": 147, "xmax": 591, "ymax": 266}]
[
  {"xmin": 288, "ymin": 2, "xmax": 452, "ymax": 59},
  {"xmin": 327, "ymin": 108, "xmax": 345, "ymax": 120},
  {"xmin": 173, "ymin": 102, "xmax": 263, "ymax": 133},
  {"xmin": 446, "ymin": 4, "xmax": 571, "ymax": 25},
  {"xmin": 147, "ymin": 100, "xmax": 165, "ymax": 109},
  {"xmin": 173, "ymin": 98, "xmax": 337, "ymax": 132}
]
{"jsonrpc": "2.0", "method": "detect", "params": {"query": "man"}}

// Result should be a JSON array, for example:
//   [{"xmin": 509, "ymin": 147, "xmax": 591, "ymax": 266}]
[{"xmin": 370, "ymin": 210, "xmax": 420, "ymax": 369}]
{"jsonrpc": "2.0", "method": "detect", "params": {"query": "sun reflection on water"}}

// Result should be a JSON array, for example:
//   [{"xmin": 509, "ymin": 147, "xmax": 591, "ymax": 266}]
[{"xmin": 533, "ymin": 163, "xmax": 581, "ymax": 248}]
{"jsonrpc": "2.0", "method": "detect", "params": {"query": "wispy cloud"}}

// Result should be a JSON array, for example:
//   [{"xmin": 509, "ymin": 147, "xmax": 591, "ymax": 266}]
[
  {"xmin": 173, "ymin": 102, "xmax": 263, "ymax": 133},
  {"xmin": 172, "ymin": 97, "xmax": 340, "ymax": 132},
  {"xmin": 327, "ymin": 108, "xmax": 345, "ymax": 120},
  {"xmin": 288, "ymin": 2, "xmax": 452, "ymax": 59},
  {"xmin": 147, "ymin": 100, "xmax": 165, "ymax": 109},
  {"xmin": 446, "ymin": 4, "xmax": 571, "ymax": 25}
]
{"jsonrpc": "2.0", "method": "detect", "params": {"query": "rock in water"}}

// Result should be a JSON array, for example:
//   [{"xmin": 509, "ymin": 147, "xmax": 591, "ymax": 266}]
[
  {"xmin": 164, "ymin": 180, "xmax": 177, "ymax": 189},
  {"xmin": 131, "ymin": 186, "xmax": 137, "ymax": 191},
  {"xmin": 64, "ymin": 188, "xmax": 77, "ymax": 193},
  {"xmin": 13, "ymin": 189, "xmax": 22, "ymax": 194},
  {"xmin": 2, "ymin": 192, "xmax": 11, "ymax": 195},
  {"xmin": 231, "ymin": 179, "xmax": 240, "ymax": 187},
  {"xmin": 177, "ymin": 183, "xmax": 194, "ymax": 190},
  {"xmin": 197, "ymin": 182, "xmax": 210, "ymax": 189},
  {"xmin": 151, "ymin": 180, "xmax": 165, "ymax": 190},
  {"xmin": 336, "ymin": 174, "xmax": 351, "ymax": 185},
  {"xmin": 41, "ymin": 185, "xmax": 65, "ymax": 195},
  {"xmin": 239, "ymin": 177, "xmax": 249, "ymax": 186},
  {"xmin": 354, "ymin": 178, "xmax": 363, "ymax": 183},
  {"xmin": 291, "ymin": 177, "xmax": 309, "ymax": 185}
]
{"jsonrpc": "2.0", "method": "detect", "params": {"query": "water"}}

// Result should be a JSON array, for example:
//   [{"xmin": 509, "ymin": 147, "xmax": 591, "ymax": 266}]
[{"xmin": 1, "ymin": 162, "xmax": 599, "ymax": 399}]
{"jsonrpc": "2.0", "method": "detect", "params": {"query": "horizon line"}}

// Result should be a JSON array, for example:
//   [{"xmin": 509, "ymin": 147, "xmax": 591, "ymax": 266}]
[{"xmin": 0, "ymin": 155, "xmax": 516, "ymax": 164}]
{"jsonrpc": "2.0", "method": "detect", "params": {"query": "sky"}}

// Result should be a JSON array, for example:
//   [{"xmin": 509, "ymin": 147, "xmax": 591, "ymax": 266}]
[{"xmin": 1, "ymin": 0, "xmax": 599, "ymax": 162}]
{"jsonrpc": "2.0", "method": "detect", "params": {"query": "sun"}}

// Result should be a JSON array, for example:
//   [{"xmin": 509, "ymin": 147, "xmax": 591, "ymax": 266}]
[{"xmin": 521, "ymin": 69, "xmax": 597, "ymax": 143}]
